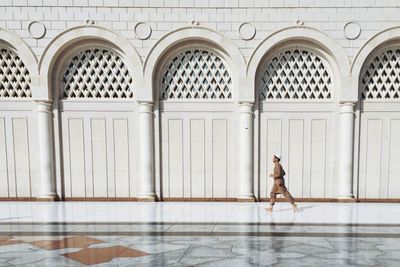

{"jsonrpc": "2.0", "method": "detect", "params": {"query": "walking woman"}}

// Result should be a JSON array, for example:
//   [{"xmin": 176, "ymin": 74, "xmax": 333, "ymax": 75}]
[{"xmin": 265, "ymin": 154, "xmax": 298, "ymax": 212}]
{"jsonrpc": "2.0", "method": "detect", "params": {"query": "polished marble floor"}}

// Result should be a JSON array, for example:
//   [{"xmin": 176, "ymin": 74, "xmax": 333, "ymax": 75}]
[{"xmin": 0, "ymin": 202, "xmax": 399, "ymax": 266}]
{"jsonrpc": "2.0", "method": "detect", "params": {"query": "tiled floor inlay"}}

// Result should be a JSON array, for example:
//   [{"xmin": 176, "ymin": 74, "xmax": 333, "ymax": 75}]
[{"xmin": 0, "ymin": 202, "xmax": 398, "ymax": 266}]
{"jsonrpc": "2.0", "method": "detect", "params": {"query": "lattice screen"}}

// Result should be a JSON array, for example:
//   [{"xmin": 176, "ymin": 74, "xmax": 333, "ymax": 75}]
[
  {"xmin": 0, "ymin": 48, "xmax": 31, "ymax": 98},
  {"xmin": 62, "ymin": 48, "xmax": 133, "ymax": 99},
  {"xmin": 259, "ymin": 49, "xmax": 332, "ymax": 100},
  {"xmin": 361, "ymin": 48, "xmax": 400, "ymax": 100},
  {"xmin": 161, "ymin": 49, "xmax": 232, "ymax": 100}
]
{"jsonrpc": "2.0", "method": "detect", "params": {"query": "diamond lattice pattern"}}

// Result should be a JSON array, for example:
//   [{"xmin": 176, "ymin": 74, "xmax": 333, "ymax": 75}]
[
  {"xmin": 62, "ymin": 48, "xmax": 133, "ymax": 99},
  {"xmin": 161, "ymin": 49, "xmax": 232, "ymax": 100},
  {"xmin": 259, "ymin": 49, "xmax": 332, "ymax": 100},
  {"xmin": 0, "ymin": 48, "xmax": 31, "ymax": 98},
  {"xmin": 361, "ymin": 48, "xmax": 400, "ymax": 100}
]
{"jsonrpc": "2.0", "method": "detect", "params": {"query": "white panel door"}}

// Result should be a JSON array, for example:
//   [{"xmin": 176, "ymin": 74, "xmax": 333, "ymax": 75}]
[
  {"xmin": 161, "ymin": 112, "xmax": 234, "ymax": 199},
  {"xmin": 259, "ymin": 112, "xmax": 334, "ymax": 199},
  {"xmin": 0, "ymin": 109, "xmax": 39, "ymax": 198},
  {"xmin": 358, "ymin": 112, "xmax": 400, "ymax": 198},
  {"xmin": 60, "ymin": 111, "xmax": 138, "ymax": 199}
]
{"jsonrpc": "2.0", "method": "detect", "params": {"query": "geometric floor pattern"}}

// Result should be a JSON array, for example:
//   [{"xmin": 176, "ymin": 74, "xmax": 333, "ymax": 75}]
[
  {"xmin": 0, "ymin": 230, "xmax": 399, "ymax": 266},
  {"xmin": 0, "ymin": 202, "xmax": 398, "ymax": 266}
]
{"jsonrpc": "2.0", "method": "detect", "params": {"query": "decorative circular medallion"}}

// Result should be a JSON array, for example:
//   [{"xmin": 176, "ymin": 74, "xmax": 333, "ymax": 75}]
[
  {"xmin": 239, "ymin": 22, "xmax": 256, "ymax": 40},
  {"xmin": 344, "ymin": 21, "xmax": 361, "ymax": 40},
  {"xmin": 28, "ymin": 21, "xmax": 46, "ymax": 39},
  {"xmin": 134, "ymin": 22, "xmax": 152, "ymax": 40}
]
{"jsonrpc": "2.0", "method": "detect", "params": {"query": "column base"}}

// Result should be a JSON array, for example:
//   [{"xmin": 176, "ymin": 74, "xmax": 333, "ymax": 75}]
[
  {"xmin": 337, "ymin": 194, "xmax": 356, "ymax": 203},
  {"xmin": 137, "ymin": 194, "xmax": 158, "ymax": 202},
  {"xmin": 337, "ymin": 198, "xmax": 357, "ymax": 203},
  {"xmin": 36, "ymin": 194, "xmax": 60, "ymax": 202},
  {"xmin": 236, "ymin": 195, "xmax": 256, "ymax": 202}
]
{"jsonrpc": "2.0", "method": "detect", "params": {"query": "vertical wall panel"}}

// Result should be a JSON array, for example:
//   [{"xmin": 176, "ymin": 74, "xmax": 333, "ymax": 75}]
[
  {"xmin": 62, "ymin": 113, "xmax": 137, "ymax": 199},
  {"xmin": 310, "ymin": 120, "xmax": 326, "ymax": 198},
  {"xmin": 161, "ymin": 118, "xmax": 169, "ymax": 198},
  {"xmin": 91, "ymin": 119, "xmax": 108, "ymax": 197},
  {"xmin": 161, "ymin": 114, "xmax": 233, "ymax": 199},
  {"xmin": 205, "ymin": 118, "xmax": 213, "ymax": 198},
  {"xmin": 388, "ymin": 120, "xmax": 400, "ymax": 198},
  {"xmin": 183, "ymin": 119, "xmax": 191, "ymax": 198},
  {"xmin": 379, "ymin": 118, "xmax": 390, "ymax": 198},
  {"xmin": 168, "ymin": 119, "xmax": 183, "ymax": 197},
  {"xmin": 68, "ymin": 118, "xmax": 86, "ymax": 197},
  {"xmin": 62, "ymin": 116, "xmax": 71, "ymax": 198},
  {"xmin": 212, "ymin": 119, "xmax": 227, "ymax": 198},
  {"xmin": 128, "ymin": 116, "xmax": 138, "ymax": 197},
  {"xmin": 106, "ymin": 117, "xmax": 115, "ymax": 198},
  {"xmin": 260, "ymin": 113, "xmax": 332, "ymax": 199},
  {"xmin": 288, "ymin": 119, "xmax": 304, "ymax": 197},
  {"xmin": 266, "ymin": 119, "xmax": 282, "ymax": 196},
  {"xmin": 12, "ymin": 118, "xmax": 31, "ymax": 197},
  {"xmin": 83, "ymin": 119, "xmax": 93, "ymax": 197},
  {"xmin": 365, "ymin": 119, "xmax": 382, "ymax": 198},
  {"xmin": 4, "ymin": 117, "xmax": 16, "ymax": 197},
  {"xmin": 0, "ymin": 118, "xmax": 8, "ymax": 197},
  {"xmin": 302, "ymin": 119, "xmax": 312, "ymax": 198},
  {"xmin": 113, "ymin": 119, "xmax": 130, "ymax": 197},
  {"xmin": 190, "ymin": 119, "xmax": 205, "ymax": 198}
]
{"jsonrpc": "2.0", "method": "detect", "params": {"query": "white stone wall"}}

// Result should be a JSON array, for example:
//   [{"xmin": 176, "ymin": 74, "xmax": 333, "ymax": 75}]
[
  {"xmin": 0, "ymin": 0, "xmax": 400, "ymax": 200},
  {"xmin": 1, "ymin": 0, "xmax": 399, "ymax": 61}
]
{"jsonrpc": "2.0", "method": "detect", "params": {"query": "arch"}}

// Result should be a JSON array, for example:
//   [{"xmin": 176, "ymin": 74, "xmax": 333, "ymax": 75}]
[
  {"xmin": 0, "ymin": 27, "xmax": 38, "ymax": 77},
  {"xmin": 61, "ymin": 47, "xmax": 134, "ymax": 100},
  {"xmin": 39, "ymin": 25, "xmax": 142, "ymax": 100},
  {"xmin": 159, "ymin": 48, "xmax": 233, "ymax": 100},
  {"xmin": 143, "ymin": 26, "xmax": 246, "ymax": 102},
  {"xmin": 248, "ymin": 26, "xmax": 352, "ymax": 102},
  {"xmin": 0, "ymin": 27, "xmax": 38, "ymax": 99},
  {"xmin": 352, "ymin": 26, "xmax": 400, "ymax": 100},
  {"xmin": 258, "ymin": 46, "xmax": 334, "ymax": 101}
]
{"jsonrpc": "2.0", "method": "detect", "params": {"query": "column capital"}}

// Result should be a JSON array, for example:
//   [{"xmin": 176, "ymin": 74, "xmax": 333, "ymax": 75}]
[
  {"xmin": 34, "ymin": 99, "xmax": 52, "ymax": 104},
  {"xmin": 339, "ymin": 101, "xmax": 356, "ymax": 105},
  {"xmin": 35, "ymin": 100, "xmax": 53, "ymax": 114},
  {"xmin": 238, "ymin": 101, "xmax": 254, "ymax": 106},
  {"xmin": 138, "ymin": 101, "xmax": 154, "ymax": 113},
  {"xmin": 339, "ymin": 102, "xmax": 355, "ymax": 114},
  {"xmin": 239, "ymin": 102, "xmax": 254, "ymax": 114}
]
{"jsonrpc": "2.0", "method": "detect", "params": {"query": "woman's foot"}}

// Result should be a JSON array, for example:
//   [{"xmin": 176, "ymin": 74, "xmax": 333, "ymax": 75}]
[
  {"xmin": 265, "ymin": 206, "xmax": 273, "ymax": 212},
  {"xmin": 292, "ymin": 204, "xmax": 298, "ymax": 212}
]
